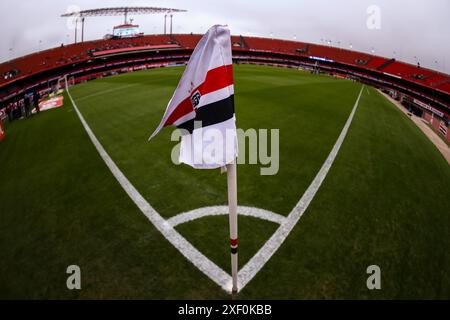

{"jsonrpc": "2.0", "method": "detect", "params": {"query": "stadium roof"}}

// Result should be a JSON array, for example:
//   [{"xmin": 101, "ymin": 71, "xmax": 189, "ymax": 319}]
[
  {"xmin": 61, "ymin": 7, "xmax": 187, "ymax": 18},
  {"xmin": 61, "ymin": 6, "xmax": 187, "ymax": 40}
]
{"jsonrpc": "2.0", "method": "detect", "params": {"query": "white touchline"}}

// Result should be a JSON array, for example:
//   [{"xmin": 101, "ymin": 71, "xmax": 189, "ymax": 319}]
[
  {"xmin": 67, "ymin": 79, "xmax": 364, "ymax": 294},
  {"xmin": 237, "ymin": 85, "xmax": 364, "ymax": 290}
]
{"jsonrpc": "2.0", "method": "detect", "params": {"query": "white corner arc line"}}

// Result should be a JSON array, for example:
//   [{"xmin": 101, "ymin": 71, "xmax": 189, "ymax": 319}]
[
  {"xmin": 237, "ymin": 85, "xmax": 364, "ymax": 290},
  {"xmin": 167, "ymin": 205, "xmax": 286, "ymax": 227},
  {"xmin": 66, "ymin": 84, "xmax": 233, "ymax": 292}
]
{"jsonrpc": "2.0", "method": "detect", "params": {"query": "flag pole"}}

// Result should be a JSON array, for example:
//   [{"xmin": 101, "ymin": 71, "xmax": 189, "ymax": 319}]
[{"xmin": 226, "ymin": 160, "xmax": 238, "ymax": 294}]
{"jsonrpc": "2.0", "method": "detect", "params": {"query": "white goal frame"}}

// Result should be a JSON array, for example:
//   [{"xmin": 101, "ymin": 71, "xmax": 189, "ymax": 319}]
[{"xmin": 57, "ymin": 75, "xmax": 75, "ymax": 91}]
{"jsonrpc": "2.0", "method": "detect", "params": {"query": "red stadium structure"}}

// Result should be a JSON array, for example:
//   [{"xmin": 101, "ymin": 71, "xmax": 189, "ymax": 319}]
[{"xmin": 0, "ymin": 34, "xmax": 449, "ymax": 141}]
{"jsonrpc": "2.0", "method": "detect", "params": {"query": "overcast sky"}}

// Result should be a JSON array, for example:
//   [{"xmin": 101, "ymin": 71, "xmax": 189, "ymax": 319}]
[{"xmin": 1, "ymin": 0, "xmax": 449, "ymax": 73}]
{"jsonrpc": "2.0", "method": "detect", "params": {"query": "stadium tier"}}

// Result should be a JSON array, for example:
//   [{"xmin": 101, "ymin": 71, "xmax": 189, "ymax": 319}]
[{"xmin": 1, "ymin": 34, "xmax": 449, "ymax": 118}]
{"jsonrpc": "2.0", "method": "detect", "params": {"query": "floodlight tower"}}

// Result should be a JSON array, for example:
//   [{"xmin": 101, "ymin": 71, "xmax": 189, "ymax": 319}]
[{"xmin": 61, "ymin": 6, "xmax": 187, "ymax": 43}]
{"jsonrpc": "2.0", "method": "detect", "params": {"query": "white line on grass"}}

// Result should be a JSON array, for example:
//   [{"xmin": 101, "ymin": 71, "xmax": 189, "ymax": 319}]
[
  {"xmin": 75, "ymin": 83, "xmax": 139, "ymax": 102},
  {"xmin": 237, "ymin": 85, "xmax": 364, "ymax": 290},
  {"xmin": 66, "ymin": 84, "xmax": 233, "ymax": 292},
  {"xmin": 167, "ymin": 206, "xmax": 286, "ymax": 227},
  {"xmin": 67, "ymin": 80, "xmax": 364, "ymax": 294}
]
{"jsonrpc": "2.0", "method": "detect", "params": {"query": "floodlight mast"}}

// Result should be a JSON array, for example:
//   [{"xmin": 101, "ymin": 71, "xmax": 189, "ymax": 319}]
[{"xmin": 61, "ymin": 6, "xmax": 187, "ymax": 42}]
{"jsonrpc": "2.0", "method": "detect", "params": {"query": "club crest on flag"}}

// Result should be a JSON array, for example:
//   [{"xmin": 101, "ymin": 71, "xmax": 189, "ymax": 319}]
[{"xmin": 191, "ymin": 90, "xmax": 201, "ymax": 110}]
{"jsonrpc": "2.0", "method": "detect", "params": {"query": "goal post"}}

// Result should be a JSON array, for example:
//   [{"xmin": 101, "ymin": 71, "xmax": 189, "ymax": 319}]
[{"xmin": 57, "ymin": 75, "xmax": 75, "ymax": 92}]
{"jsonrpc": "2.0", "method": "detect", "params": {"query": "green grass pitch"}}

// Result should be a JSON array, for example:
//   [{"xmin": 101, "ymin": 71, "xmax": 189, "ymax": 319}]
[{"xmin": 0, "ymin": 65, "xmax": 449, "ymax": 299}]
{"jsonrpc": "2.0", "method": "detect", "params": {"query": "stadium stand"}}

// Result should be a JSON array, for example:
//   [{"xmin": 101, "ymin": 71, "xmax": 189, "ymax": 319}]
[
  {"xmin": 90, "ymin": 44, "xmax": 181, "ymax": 57},
  {"xmin": 376, "ymin": 58, "xmax": 396, "ymax": 70},
  {"xmin": 1, "ymin": 34, "xmax": 449, "ymax": 123}
]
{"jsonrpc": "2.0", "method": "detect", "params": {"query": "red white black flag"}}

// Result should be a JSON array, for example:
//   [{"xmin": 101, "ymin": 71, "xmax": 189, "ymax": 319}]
[{"xmin": 149, "ymin": 25, "xmax": 237, "ymax": 169}]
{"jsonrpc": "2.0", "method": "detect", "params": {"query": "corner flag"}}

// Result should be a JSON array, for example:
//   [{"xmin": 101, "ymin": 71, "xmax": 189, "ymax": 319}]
[
  {"xmin": 149, "ymin": 25, "xmax": 239, "ymax": 294},
  {"xmin": 149, "ymin": 25, "xmax": 237, "ymax": 169}
]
